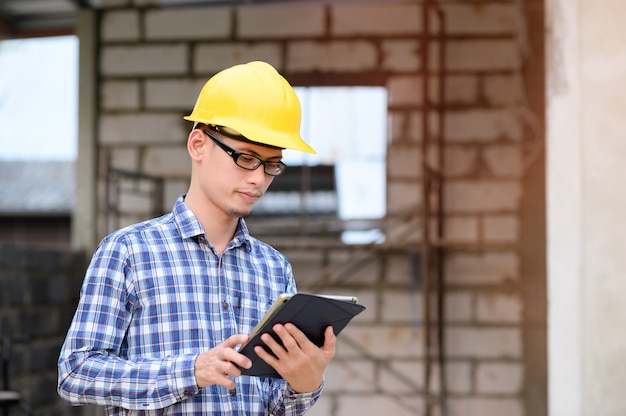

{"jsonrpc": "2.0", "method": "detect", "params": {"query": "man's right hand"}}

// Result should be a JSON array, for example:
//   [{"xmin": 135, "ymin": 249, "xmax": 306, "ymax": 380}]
[{"xmin": 194, "ymin": 334, "xmax": 252, "ymax": 389}]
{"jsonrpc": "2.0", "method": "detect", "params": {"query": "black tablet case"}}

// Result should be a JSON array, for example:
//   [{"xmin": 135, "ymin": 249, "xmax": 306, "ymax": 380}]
[{"xmin": 238, "ymin": 293, "xmax": 366, "ymax": 378}]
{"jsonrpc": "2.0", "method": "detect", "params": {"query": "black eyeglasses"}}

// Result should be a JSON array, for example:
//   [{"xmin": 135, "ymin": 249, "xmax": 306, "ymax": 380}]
[{"xmin": 202, "ymin": 129, "xmax": 287, "ymax": 176}]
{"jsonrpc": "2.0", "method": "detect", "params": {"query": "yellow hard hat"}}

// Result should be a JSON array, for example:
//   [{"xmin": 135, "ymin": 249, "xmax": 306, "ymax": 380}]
[{"xmin": 184, "ymin": 61, "xmax": 316, "ymax": 154}]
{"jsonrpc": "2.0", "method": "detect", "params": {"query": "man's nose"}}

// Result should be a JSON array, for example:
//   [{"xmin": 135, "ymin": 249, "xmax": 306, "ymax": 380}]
[{"xmin": 248, "ymin": 164, "xmax": 268, "ymax": 184}]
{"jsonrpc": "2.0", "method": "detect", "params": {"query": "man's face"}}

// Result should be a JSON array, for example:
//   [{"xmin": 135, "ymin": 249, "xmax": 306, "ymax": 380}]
[{"xmin": 198, "ymin": 129, "xmax": 283, "ymax": 219}]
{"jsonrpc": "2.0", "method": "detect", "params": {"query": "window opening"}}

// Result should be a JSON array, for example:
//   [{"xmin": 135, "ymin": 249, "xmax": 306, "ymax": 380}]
[
  {"xmin": 0, "ymin": 35, "xmax": 78, "ymax": 161},
  {"xmin": 252, "ymin": 86, "xmax": 387, "ymax": 244}
]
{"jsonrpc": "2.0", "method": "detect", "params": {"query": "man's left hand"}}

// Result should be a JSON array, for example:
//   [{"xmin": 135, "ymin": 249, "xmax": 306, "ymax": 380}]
[{"xmin": 254, "ymin": 323, "xmax": 336, "ymax": 393}]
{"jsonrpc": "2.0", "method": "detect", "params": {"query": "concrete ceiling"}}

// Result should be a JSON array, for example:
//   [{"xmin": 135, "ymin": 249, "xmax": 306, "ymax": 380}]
[
  {"xmin": 0, "ymin": 0, "xmax": 278, "ymax": 39},
  {"xmin": 0, "ymin": 0, "xmax": 79, "ymax": 38},
  {"xmin": 0, "ymin": 0, "xmax": 327, "ymax": 39}
]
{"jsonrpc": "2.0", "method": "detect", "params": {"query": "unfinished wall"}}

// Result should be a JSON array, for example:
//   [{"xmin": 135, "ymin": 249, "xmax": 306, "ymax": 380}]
[
  {"xmin": 75, "ymin": 1, "xmax": 544, "ymax": 416},
  {"xmin": 547, "ymin": 0, "xmax": 626, "ymax": 415},
  {"xmin": 0, "ymin": 244, "xmax": 87, "ymax": 416}
]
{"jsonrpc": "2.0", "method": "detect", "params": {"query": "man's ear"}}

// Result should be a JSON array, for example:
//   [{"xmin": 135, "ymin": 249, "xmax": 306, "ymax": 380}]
[{"xmin": 187, "ymin": 129, "xmax": 206, "ymax": 161}]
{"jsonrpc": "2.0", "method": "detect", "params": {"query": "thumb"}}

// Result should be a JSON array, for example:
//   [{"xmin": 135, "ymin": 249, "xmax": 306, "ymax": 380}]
[{"xmin": 322, "ymin": 326, "xmax": 336, "ymax": 351}]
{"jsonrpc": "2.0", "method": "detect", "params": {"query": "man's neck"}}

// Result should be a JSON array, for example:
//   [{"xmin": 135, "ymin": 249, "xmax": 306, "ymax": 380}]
[{"xmin": 184, "ymin": 192, "xmax": 239, "ymax": 256}]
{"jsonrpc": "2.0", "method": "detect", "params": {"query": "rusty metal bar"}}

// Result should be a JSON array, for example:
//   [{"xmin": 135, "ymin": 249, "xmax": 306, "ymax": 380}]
[
  {"xmin": 421, "ymin": 0, "xmax": 448, "ymax": 414},
  {"xmin": 420, "ymin": 0, "xmax": 434, "ymax": 414},
  {"xmin": 435, "ymin": 5, "xmax": 448, "ymax": 416},
  {"xmin": 102, "ymin": 149, "xmax": 166, "ymax": 237}
]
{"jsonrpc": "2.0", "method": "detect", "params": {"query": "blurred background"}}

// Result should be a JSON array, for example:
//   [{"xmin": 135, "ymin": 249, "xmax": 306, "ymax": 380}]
[{"xmin": 0, "ymin": 1, "xmax": 624, "ymax": 416}]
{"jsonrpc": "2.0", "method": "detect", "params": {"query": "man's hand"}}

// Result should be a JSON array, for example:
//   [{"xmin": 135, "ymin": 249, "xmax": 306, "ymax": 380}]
[
  {"xmin": 254, "ymin": 324, "xmax": 336, "ymax": 393},
  {"xmin": 194, "ymin": 334, "xmax": 252, "ymax": 390}
]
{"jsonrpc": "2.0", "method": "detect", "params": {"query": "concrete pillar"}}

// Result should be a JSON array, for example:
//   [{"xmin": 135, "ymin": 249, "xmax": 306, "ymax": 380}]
[
  {"xmin": 71, "ymin": 9, "xmax": 98, "ymax": 253},
  {"xmin": 546, "ymin": 1, "xmax": 626, "ymax": 415}
]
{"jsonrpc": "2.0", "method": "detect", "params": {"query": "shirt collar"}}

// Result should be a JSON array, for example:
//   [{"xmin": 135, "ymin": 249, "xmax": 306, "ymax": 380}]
[
  {"xmin": 173, "ymin": 194, "xmax": 252, "ymax": 249},
  {"xmin": 233, "ymin": 217, "xmax": 252, "ymax": 249}
]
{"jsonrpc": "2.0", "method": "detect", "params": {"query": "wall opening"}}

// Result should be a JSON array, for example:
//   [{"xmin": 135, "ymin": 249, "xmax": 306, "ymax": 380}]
[
  {"xmin": 0, "ymin": 35, "xmax": 78, "ymax": 247},
  {"xmin": 252, "ymin": 86, "xmax": 388, "ymax": 244},
  {"xmin": 0, "ymin": 35, "xmax": 78, "ymax": 161}
]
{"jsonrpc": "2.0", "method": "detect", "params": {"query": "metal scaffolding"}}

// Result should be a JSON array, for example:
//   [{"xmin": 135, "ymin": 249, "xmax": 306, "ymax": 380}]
[{"xmin": 420, "ymin": 0, "xmax": 447, "ymax": 414}]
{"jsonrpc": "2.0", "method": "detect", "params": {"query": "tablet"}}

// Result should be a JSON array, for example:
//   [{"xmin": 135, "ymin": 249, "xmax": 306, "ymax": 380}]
[{"xmin": 237, "ymin": 292, "xmax": 365, "ymax": 378}]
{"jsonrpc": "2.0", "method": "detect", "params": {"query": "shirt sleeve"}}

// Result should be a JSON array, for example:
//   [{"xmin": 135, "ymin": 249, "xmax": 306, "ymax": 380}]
[
  {"xmin": 57, "ymin": 237, "xmax": 199, "ymax": 410},
  {"xmin": 266, "ymin": 378, "xmax": 324, "ymax": 416}
]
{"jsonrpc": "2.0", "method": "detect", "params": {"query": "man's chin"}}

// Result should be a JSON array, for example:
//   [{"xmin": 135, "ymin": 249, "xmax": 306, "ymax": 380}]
[{"xmin": 229, "ymin": 207, "xmax": 253, "ymax": 219}]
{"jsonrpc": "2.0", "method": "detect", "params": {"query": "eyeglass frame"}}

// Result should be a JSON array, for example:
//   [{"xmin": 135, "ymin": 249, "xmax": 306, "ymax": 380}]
[{"xmin": 201, "ymin": 128, "xmax": 287, "ymax": 176}]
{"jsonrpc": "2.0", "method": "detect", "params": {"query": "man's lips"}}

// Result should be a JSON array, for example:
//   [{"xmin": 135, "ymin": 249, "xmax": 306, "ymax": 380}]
[{"xmin": 237, "ymin": 190, "xmax": 262, "ymax": 202}]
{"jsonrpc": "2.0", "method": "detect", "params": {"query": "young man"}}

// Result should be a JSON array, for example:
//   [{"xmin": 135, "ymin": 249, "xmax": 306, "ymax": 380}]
[{"xmin": 57, "ymin": 61, "xmax": 335, "ymax": 416}]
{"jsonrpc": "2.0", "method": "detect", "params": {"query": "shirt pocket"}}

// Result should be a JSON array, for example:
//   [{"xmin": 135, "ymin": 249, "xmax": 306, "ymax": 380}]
[{"xmin": 232, "ymin": 295, "xmax": 274, "ymax": 335}]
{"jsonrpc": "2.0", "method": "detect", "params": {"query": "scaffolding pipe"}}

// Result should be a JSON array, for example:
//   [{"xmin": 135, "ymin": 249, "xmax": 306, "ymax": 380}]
[
  {"xmin": 421, "ymin": 0, "xmax": 448, "ymax": 415},
  {"xmin": 420, "ymin": 0, "xmax": 434, "ymax": 414},
  {"xmin": 435, "ymin": 6, "xmax": 448, "ymax": 416}
]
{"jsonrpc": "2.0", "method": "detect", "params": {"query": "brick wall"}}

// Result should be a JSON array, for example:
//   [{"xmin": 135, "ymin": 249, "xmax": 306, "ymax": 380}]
[
  {"xmin": 280, "ymin": 244, "xmax": 525, "ymax": 416},
  {"xmin": 0, "ymin": 244, "xmax": 86, "ymax": 416},
  {"xmin": 87, "ymin": 1, "xmax": 542, "ymax": 416}
]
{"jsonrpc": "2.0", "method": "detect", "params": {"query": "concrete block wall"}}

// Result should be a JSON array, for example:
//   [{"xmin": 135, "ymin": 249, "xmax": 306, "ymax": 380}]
[
  {"xmin": 90, "ymin": 1, "xmax": 535, "ymax": 415},
  {"xmin": 0, "ymin": 244, "xmax": 87, "ymax": 416},
  {"xmin": 282, "ymin": 244, "xmax": 525, "ymax": 416}
]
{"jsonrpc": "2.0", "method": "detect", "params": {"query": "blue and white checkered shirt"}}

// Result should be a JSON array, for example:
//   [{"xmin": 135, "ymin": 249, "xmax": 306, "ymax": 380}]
[{"xmin": 58, "ymin": 195, "xmax": 322, "ymax": 416}]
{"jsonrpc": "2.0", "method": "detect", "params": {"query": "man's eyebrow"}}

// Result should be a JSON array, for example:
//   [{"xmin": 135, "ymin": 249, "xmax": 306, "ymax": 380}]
[{"xmin": 232, "ymin": 142, "xmax": 283, "ymax": 161}]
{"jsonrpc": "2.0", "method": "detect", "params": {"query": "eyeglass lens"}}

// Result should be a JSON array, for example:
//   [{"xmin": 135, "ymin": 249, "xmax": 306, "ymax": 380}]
[{"xmin": 203, "ymin": 129, "xmax": 286, "ymax": 176}]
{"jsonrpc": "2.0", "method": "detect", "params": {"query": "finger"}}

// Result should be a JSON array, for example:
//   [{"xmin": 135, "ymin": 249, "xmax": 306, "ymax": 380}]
[
  {"xmin": 272, "ymin": 324, "xmax": 301, "ymax": 352},
  {"xmin": 218, "ymin": 337, "xmax": 253, "ymax": 370},
  {"xmin": 260, "ymin": 331, "xmax": 286, "ymax": 357},
  {"xmin": 222, "ymin": 334, "xmax": 249, "ymax": 349},
  {"xmin": 282, "ymin": 323, "xmax": 335, "ymax": 353},
  {"xmin": 218, "ymin": 373, "xmax": 236, "ymax": 390},
  {"xmin": 281, "ymin": 323, "xmax": 313, "ymax": 350},
  {"xmin": 221, "ymin": 350, "xmax": 252, "ymax": 371},
  {"xmin": 254, "ymin": 344, "xmax": 279, "ymax": 368},
  {"xmin": 224, "ymin": 360, "xmax": 245, "ymax": 377}
]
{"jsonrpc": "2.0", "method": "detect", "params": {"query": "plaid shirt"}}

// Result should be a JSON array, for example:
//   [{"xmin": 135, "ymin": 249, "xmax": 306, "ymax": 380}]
[{"xmin": 58, "ymin": 196, "xmax": 322, "ymax": 416}]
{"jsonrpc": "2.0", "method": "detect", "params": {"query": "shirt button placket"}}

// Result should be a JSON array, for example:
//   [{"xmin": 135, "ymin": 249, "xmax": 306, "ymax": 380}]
[{"xmin": 218, "ymin": 256, "xmax": 234, "ymax": 339}]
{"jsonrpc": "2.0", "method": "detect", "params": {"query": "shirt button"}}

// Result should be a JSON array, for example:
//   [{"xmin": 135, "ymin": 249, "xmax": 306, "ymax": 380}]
[
  {"xmin": 183, "ymin": 390, "xmax": 191, "ymax": 396},
  {"xmin": 223, "ymin": 301, "xmax": 229, "ymax": 309},
  {"xmin": 230, "ymin": 388, "xmax": 237, "ymax": 396}
]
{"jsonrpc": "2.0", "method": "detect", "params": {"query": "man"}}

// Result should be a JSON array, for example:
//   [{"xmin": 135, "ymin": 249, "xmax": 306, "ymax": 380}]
[{"xmin": 58, "ymin": 61, "xmax": 335, "ymax": 416}]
